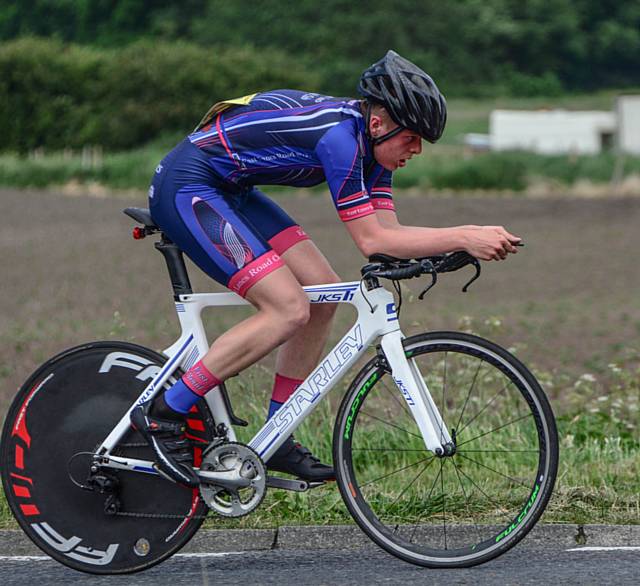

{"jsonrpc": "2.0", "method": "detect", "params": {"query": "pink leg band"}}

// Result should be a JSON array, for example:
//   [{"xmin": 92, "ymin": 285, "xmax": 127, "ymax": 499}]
[
  {"xmin": 182, "ymin": 360, "xmax": 222, "ymax": 397},
  {"xmin": 268, "ymin": 225, "xmax": 310, "ymax": 255},
  {"xmin": 227, "ymin": 250, "xmax": 284, "ymax": 297},
  {"xmin": 271, "ymin": 373, "xmax": 304, "ymax": 403}
]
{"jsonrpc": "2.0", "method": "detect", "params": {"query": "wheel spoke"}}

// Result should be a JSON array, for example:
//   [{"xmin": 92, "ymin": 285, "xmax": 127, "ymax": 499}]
[
  {"xmin": 457, "ymin": 453, "xmax": 532, "ymax": 489},
  {"xmin": 359, "ymin": 455, "xmax": 435, "ymax": 489},
  {"xmin": 450, "ymin": 457, "xmax": 471, "ymax": 518},
  {"xmin": 352, "ymin": 448, "xmax": 430, "ymax": 453},
  {"xmin": 459, "ymin": 449, "xmax": 539, "ymax": 453},
  {"xmin": 408, "ymin": 456, "xmax": 443, "ymax": 543},
  {"xmin": 441, "ymin": 459, "xmax": 447, "ymax": 549},
  {"xmin": 359, "ymin": 410, "xmax": 424, "ymax": 441},
  {"xmin": 385, "ymin": 457, "xmax": 436, "ymax": 513},
  {"xmin": 456, "ymin": 412, "xmax": 533, "ymax": 448},
  {"xmin": 380, "ymin": 378, "xmax": 412, "ymax": 418},
  {"xmin": 457, "ymin": 379, "xmax": 513, "ymax": 436},
  {"xmin": 451, "ymin": 460, "xmax": 513, "ymax": 520},
  {"xmin": 454, "ymin": 359, "xmax": 484, "ymax": 433}
]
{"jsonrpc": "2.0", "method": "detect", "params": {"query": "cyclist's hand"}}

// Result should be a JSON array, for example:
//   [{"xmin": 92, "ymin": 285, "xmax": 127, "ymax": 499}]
[{"xmin": 462, "ymin": 226, "xmax": 521, "ymax": 261}]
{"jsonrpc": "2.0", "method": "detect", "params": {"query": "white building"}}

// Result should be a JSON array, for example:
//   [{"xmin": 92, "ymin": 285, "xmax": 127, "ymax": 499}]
[
  {"xmin": 489, "ymin": 109, "xmax": 617, "ymax": 155},
  {"xmin": 474, "ymin": 96, "xmax": 640, "ymax": 155},
  {"xmin": 616, "ymin": 95, "xmax": 640, "ymax": 155}
]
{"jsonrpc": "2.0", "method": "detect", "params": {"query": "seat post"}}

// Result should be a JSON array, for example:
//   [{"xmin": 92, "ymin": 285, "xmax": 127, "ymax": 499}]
[{"xmin": 154, "ymin": 235, "xmax": 193, "ymax": 299}]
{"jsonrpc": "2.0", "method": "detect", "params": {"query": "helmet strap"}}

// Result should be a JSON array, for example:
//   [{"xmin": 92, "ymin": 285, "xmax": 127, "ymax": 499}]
[
  {"xmin": 372, "ymin": 125, "xmax": 404, "ymax": 146},
  {"xmin": 364, "ymin": 101, "xmax": 405, "ymax": 148}
]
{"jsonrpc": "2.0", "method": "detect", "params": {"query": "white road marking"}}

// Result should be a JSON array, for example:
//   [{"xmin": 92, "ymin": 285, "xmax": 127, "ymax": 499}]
[
  {"xmin": 0, "ymin": 551, "xmax": 244, "ymax": 562},
  {"xmin": 567, "ymin": 546, "xmax": 640, "ymax": 552}
]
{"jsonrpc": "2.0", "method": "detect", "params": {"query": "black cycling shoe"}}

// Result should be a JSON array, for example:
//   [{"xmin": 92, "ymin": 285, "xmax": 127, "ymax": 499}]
[
  {"xmin": 130, "ymin": 402, "xmax": 200, "ymax": 488},
  {"xmin": 267, "ymin": 436, "xmax": 335, "ymax": 482}
]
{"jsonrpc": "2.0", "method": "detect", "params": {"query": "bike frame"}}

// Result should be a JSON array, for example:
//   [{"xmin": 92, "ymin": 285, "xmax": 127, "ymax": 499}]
[{"xmin": 96, "ymin": 280, "xmax": 452, "ymax": 477}]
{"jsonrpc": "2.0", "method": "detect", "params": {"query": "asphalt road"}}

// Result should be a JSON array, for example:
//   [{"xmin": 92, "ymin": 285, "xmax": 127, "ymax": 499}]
[{"xmin": 1, "ymin": 544, "xmax": 638, "ymax": 585}]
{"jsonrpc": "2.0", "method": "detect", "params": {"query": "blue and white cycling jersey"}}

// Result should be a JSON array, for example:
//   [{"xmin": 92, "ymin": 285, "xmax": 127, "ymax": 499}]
[
  {"xmin": 188, "ymin": 89, "xmax": 394, "ymax": 221},
  {"xmin": 148, "ymin": 89, "xmax": 396, "ymax": 297}
]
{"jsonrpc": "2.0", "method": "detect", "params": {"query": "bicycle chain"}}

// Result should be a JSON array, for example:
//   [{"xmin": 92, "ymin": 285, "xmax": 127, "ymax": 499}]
[
  {"xmin": 105, "ymin": 441, "xmax": 213, "ymax": 519},
  {"xmin": 114, "ymin": 509, "xmax": 210, "ymax": 520},
  {"xmin": 106, "ymin": 438, "xmax": 246, "ymax": 520}
]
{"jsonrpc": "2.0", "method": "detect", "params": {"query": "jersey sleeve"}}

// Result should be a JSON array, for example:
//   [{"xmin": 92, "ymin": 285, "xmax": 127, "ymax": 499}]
[
  {"xmin": 367, "ymin": 165, "xmax": 395, "ymax": 212},
  {"xmin": 315, "ymin": 121, "xmax": 377, "ymax": 222}
]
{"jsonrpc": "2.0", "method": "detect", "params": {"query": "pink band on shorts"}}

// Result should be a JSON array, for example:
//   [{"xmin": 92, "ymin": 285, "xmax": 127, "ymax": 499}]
[
  {"xmin": 268, "ymin": 225, "xmax": 310, "ymax": 255},
  {"xmin": 228, "ymin": 250, "xmax": 284, "ymax": 297},
  {"xmin": 182, "ymin": 360, "xmax": 222, "ymax": 397}
]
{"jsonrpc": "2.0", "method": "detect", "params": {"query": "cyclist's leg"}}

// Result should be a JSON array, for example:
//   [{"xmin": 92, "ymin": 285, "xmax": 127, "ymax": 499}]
[
  {"xmin": 236, "ymin": 188, "xmax": 339, "ymax": 480},
  {"xmin": 236, "ymin": 188, "xmax": 340, "ymax": 384},
  {"xmin": 153, "ymin": 184, "xmax": 312, "ymax": 380},
  {"xmin": 274, "ymin": 239, "xmax": 340, "ymax": 378},
  {"xmin": 141, "ymin": 180, "xmax": 311, "ymax": 484},
  {"xmin": 264, "ymin": 241, "xmax": 339, "ymax": 481}
]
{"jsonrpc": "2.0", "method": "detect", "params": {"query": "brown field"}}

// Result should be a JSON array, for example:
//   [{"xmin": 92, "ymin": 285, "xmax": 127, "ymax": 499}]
[{"xmin": 1, "ymin": 187, "xmax": 639, "ymax": 420}]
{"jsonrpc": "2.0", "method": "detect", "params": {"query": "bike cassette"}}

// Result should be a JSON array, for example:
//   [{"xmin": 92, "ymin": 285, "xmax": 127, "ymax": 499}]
[{"xmin": 198, "ymin": 442, "xmax": 266, "ymax": 518}]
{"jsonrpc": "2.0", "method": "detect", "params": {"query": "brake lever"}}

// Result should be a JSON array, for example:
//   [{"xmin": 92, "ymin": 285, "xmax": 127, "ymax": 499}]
[
  {"xmin": 417, "ymin": 259, "xmax": 437, "ymax": 300},
  {"xmin": 461, "ymin": 258, "xmax": 481, "ymax": 292}
]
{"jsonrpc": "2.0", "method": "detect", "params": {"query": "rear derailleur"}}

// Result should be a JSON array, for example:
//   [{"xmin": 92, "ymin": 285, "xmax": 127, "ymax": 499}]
[{"xmin": 85, "ymin": 469, "xmax": 122, "ymax": 516}]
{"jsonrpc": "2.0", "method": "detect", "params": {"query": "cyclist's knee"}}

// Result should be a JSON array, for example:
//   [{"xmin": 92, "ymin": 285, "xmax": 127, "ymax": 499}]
[
  {"xmin": 281, "ymin": 293, "xmax": 311, "ymax": 330},
  {"xmin": 310, "ymin": 298, "xmax": 338, "ymax": 320},
  {"xmin": 312, "ymin": 267, "xmax": 341, "ymax": 286},
  {"xmin": 249, "ymin": 281, "xmax": 310, "ymax": 333}
]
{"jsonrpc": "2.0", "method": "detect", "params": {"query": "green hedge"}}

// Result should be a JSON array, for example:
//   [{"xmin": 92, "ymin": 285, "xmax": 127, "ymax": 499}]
[{"xmin": 0, "ymin": 38, "xmax": 319, "ymax": 152}]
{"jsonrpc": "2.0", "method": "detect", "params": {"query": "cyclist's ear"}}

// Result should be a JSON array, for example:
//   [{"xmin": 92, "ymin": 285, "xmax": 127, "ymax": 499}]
[{"xmin": 369, "ymin": 113, "xmax": 384, "ymax": 138}]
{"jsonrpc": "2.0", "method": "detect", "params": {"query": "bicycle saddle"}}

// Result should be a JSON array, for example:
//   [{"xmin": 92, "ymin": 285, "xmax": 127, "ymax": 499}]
[{"xmin": 123, "ymin": 207, "xmax": 158, "ymax": 229}]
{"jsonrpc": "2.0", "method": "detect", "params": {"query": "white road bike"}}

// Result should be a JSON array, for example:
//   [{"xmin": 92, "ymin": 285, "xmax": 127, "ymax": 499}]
[{"xmin": 1, "ymin": 207, "xmax": 558, "ymax": 574}]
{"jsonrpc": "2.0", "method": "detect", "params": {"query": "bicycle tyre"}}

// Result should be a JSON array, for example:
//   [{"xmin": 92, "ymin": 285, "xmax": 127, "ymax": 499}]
[
  {"xmin": 333, "ymin": 331, "xmax": 558, "ymax": 568},
  {"xmin": 1, "ymin": 341, "xmax": 215, "ymax": 574}
]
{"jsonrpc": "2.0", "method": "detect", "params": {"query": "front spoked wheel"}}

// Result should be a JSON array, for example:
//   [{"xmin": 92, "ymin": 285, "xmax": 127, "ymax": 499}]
[{"xmin": 334, "ymin": 331, "xmax": 558, "ymax": 568}]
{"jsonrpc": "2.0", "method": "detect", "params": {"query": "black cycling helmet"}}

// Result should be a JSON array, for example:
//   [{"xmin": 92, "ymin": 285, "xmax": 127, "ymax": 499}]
[{"xmin": 358, "ymin": 50, "xmax": 447, "ymax": 144}]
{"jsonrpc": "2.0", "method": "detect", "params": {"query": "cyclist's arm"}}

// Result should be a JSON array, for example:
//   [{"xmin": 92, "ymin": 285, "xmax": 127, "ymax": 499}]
[
  {"xmin": 375, "ymin": 208, "xmax": 401, "ymax": 229},
  {"xmin": 343, "ymin": 213, "xmax": 520, "ymax": 261},
  {"xmin": 315, "ymin": 123, "xmax": 519, "ymax": 260}
]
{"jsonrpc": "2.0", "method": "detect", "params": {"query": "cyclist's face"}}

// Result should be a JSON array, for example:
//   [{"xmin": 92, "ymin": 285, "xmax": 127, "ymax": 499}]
[{"xmin": 371, "ymin": 117, "xmax": 423, "ymax": 171}]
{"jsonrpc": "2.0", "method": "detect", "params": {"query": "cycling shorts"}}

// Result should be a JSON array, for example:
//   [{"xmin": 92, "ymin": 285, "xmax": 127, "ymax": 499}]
[{"xmin": 149, "ymin": 139, "xmax": 309, "ymax": 297}]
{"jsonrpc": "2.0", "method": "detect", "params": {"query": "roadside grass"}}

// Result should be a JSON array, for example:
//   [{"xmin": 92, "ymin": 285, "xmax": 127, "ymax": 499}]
[
  {"xmin": 391, "ymin": 148, "xmax": 640, "ymax": 192},
  {"xmin": 0, "ymin": 189, "xmax": 638, "ymax": 532},
  {"xmin": 1, "ymin": 320, "xmax": 636, "ymax": 531},
  {"xmin": 2, "ymin": 91, "xmax": 640, "ymax": 193}
]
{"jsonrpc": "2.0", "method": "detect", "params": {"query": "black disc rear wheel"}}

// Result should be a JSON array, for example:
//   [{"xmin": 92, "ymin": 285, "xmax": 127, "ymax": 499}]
[
  {"xmin": 334, "ymin": 331, "xmax": 558, "ymax": 568},
  {"xmin": 1, "ymin": 341, "xmax": 215, "ymax": 574}
]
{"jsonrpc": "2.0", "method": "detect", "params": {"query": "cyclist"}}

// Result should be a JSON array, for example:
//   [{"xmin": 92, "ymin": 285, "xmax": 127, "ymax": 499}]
[{"xmin": 131, "ymin": 50, "xmax": 521, "ymax": 487}]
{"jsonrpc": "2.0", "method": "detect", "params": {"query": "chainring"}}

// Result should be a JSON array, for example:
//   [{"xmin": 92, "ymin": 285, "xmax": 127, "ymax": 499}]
[{"xmin": 199, "ymin": 442, "xmax": 266, "ymax": 518}]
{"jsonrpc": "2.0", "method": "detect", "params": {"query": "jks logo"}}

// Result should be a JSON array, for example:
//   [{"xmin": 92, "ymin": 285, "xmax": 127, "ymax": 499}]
[
  {"xmin": 393, "ymin": 377, "xmax": 415, "ymax": 406},
  {"xmin": 309, "ymin": 288, "xmax": 356, "ymax": 303}
]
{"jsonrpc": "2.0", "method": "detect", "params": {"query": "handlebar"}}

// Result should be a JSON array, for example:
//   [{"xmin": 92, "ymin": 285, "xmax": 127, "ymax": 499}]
[{"xmin": 361, "ymin": 250, "xmax": 483, "ymax": 297}]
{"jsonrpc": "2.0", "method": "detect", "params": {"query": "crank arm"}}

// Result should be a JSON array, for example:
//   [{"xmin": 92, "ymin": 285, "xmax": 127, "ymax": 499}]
[
  {"xmin": 266, "ymin": 476, "xmax": 327, "ymax": 492},
  {"xmin": 198, "ymin": 468, "xmax": 254, "ymax": 490}
]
